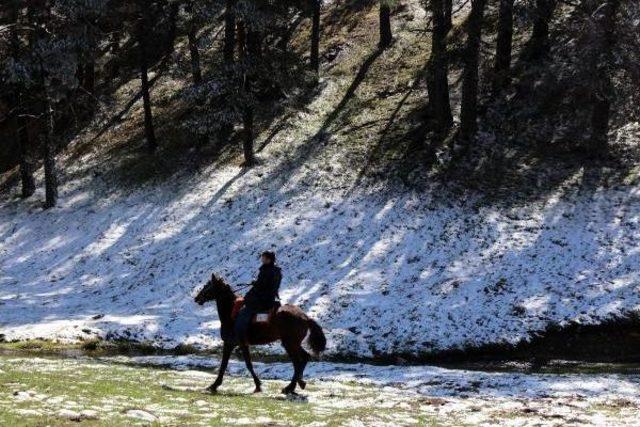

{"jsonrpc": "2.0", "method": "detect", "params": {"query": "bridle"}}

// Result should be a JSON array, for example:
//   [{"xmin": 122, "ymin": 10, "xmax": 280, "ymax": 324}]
[{"xmin": 231, "ymin": 283, "xmax": 252, "ymax": 293}]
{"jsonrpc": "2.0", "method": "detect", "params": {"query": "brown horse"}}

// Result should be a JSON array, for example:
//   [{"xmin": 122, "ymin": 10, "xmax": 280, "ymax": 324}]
[{"xmin": 194, "ymin": 273, "xmax": 326, "ymax": 394}]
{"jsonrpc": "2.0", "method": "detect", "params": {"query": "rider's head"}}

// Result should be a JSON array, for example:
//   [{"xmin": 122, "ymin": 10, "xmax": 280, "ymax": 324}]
[{"xmin": 260, "ymin": 251, "xmax": 276, "ymax": 265}]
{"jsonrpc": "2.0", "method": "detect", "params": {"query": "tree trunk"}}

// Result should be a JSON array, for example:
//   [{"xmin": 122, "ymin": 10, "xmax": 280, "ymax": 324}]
[
  {"xmin": 165, "ymin": 2, "xmax": 179, "ymax": 55},
  {"xmin": 108, "ymin": 31, "xmax": 121, "ymax": 81},
  {"xmin": 83, "ymin": 60, "xmax": 95, "ymax": 93},
  {"xmin": 82, "ymin": 19, "xmax": 96, "ymax": 93},
  {"xmin": 493, "ymin": 0, "xmax": 514, "ymax": 89},
  {"xmin": 17, "ymin": 115, "xmax": 36, "ymax": 198},
  {"xmin": 9, "ymin": 1, "xmax": 36, "ymax": 198},
  {"xmin": 590, "ymin": 0, "xmax": 619, "ymax": 153},
  {"xmin": 42, "ymin": 100, "xmax": 58, "ymax": 209},
  {"xmin": 529, "ymin": 0, "xmax": 556, "ymax": 60},
  {"xmin": 379, "ymin": 2, "xmax": 392, "ymax": 48},
  {"xmin": 428, "ymin": 0, "xmax": 453, "ymax": 132},
  {"xmin": 240, "ymin": 28, "xmax": 260, "ymax": 166},
  {"xmin": 224, "ymin": 0, "xmax": 236, "ymax": 64},
  {"xmin": 188, "ymin": 23, "xmax": 202, "ymax": 85},
  {"xmin": 242, "ymin": 105, "xmax": 255, "ymax": 166},
  {"xmin": 460, "ymin": 0, "xmax": 487, "ymax": 141},
  {"xmin": 444, "ymin": 0, "xmax": 452, "ymax": 32},
  {"xmin": 237, "ymin": 20, "xmax": 246, "ymax": 59},
  {"xmin": 310, "ymin": 0, "xmax": 321, "ymax": 72},
  {"xmin": 238, "ymin": 21, "xmax": 260, "ymax": 166},
  {"xmin": 136, "ymin": 13, "xmax": 157, "ymax": 153}
]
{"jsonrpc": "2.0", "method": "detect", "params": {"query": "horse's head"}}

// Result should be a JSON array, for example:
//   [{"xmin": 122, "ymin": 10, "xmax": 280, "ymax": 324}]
[{"xmin": 194, "ymin": 273, "xmax": 228, "ymax": 305}]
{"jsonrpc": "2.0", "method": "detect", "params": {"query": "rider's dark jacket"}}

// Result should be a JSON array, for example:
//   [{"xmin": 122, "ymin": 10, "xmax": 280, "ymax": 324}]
[{"xmin": 244, "ymin": 264, "xmax": 281, "ymax": 311}]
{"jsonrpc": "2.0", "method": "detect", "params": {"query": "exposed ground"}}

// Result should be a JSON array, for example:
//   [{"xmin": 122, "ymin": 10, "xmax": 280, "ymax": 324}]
[{"xmin": 1, "ymin": 353, "xmax": 639, "ymax": 426}]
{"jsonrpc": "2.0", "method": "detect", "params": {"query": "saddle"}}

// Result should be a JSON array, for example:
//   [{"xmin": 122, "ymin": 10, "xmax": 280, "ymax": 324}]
[{"xmin": 231, "ymin": 297, "xmax": 278, "ymax": 323}]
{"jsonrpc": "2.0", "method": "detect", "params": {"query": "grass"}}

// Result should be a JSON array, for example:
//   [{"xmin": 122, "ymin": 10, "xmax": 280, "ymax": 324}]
[
  {"xmin": 0, "ymin": 339, "xmax": 173, "ymax": 357},
  {"xmin": 0, "ymin": 355, "xmax": 435, "ymax": 426}
]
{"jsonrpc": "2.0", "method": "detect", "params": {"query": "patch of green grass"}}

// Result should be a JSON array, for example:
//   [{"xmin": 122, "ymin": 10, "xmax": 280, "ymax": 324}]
[
  {"xmin": 0, "ymin": 355, "xmax": 434, "ymax": 426},
  {"xmin": 0, "ymin": 339, "xmax": 81, "ymax": 352}
]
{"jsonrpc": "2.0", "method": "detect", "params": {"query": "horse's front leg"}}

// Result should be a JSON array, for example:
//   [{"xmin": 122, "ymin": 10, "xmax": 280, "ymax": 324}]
[
  {"xmin": 240, "ymin": 345, "xmax": 262, "ymax": 393},
  {"xmin": 208, "ymin": 341, "xmax": 234, "ymax": 393}
]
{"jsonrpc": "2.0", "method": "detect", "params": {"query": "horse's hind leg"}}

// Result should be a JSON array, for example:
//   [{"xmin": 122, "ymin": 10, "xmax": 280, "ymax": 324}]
[
  {"xmin": 281, "ymin": 344, "xmax": 302, "ymax": 394},
  {"xmin": 297, "ymin": 349, "xmax": 310, "ymax": 390},
  {"xmin": 240, "ymin": 345, "xmax": 262, "ymax": 393},
  {"xmin": 208, "ymin": 341, "xmax": 234, "ymax": 393}
]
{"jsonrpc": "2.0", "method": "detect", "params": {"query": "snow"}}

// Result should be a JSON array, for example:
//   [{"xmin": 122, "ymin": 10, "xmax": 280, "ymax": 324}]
[
  {"xmin": 6, "ymin": 355, "xmax": 637, "ymax": 426},
  {"xmin": 105, "ymin": 354, "xmax": 640, "ymax": 402},
  {"xmin": 1, "ymin": 140, "xmax": 639, "ymax": 357},
  {"xmin": 1, "ymin": 65, "xmax": 639, "ymax": 356}
]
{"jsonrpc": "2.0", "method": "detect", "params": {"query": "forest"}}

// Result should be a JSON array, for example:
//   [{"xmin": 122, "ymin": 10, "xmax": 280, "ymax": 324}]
[{"xmin": 1, "ymin": 0, "xmax": 638, "ymax": 208}]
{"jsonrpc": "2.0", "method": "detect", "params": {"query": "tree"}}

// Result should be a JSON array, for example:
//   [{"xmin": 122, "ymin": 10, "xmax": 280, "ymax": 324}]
[
  {"xmin": 427, "ymin": 0, "xmax": 453, "ymax": 132},
  {"xmin": 444, "ymin": 0, "xmax": 452, "ymax": 31},
  {"xmin": 182, "ymin": 0, "xmax": 314, "ymax": 164},
  {"xmin": 224, "ymin": 0, "xmax": 236, "ymax": 64},
  {"xmin": 589, "ymin": 0, "xmax": 620, "ymax": 153},
  {"xmin": 4, "ymin": 0, "xmax": 36, "ymax": 198},
  {"xmin": 528, "ymin": 0, "xmax": 556, "ymax": 60},
  {"xmin": 30, "ymin": 0, "xmax": 78, "ymax": 208},
  {"xmin": 459, "ymin": 0, "xmax": 487, "ymax": 141},
  {"xmin": 186, "ymin": 15, "xmax": 202, "ymax": 85},
  {"xmin": 41, "ymin": 100, "xmax": 58, "ymax": 209},
  {"xmin": 133, "ymin": 0, "xmax": 158, "ymax": 153},
  {"xmin": 241, "ymin": 24, "xmax": 259, "ymax": 165},
  {"xmin": 379, "ymin": 0, "xmax": 393, "ymax": 48},
  {"xmin": 310, "ymin": 0, "xmax": 321, "ymax": 71},
  {"xmin": 493, "ymin": 0, "xmax": 514, "ymax": 89},
  {"xmin": 181, "ymin": 1, "xmax": 221, "ymax": 85}
]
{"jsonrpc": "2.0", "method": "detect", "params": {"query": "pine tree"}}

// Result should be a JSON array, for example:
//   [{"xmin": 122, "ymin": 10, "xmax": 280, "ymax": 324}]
[
  {"xmin": 379, "ymin": 0, "xmax": 393, "ymax": 49},
  {"xmin": 310, "ymin": 0, "xmax": 321, "ymax": 72},
  {"xmin": 224, "ymin": 0, "xmax": 236, "ymax": 63},
  {"xmin": 428, "ymin": 0, "xmax": 453, "ymax": 132},
  {"xmin": 493, "ymin": 0, "xmax": 514, "ymax": 89},
  {"xmin": 460, "ymin": 0, "xmax": 487, "ymax": 141},
  {"xmin": 133, "ymin": 0, "xmax": 158, "ymax": 153},
  {"xmin": 181, "ymin": 1, "xmax": 221, "ymax": 85},
  {"xmin": 590, "ymin": 0, "xmax": 620, "ymax": 153},
  {"xmin": 4, "ymin": 0, "xmax": 36, "ymax": 198},
  {"xmin": 528, "ymin": 0, "xmax": 556, "ymax": 60}
]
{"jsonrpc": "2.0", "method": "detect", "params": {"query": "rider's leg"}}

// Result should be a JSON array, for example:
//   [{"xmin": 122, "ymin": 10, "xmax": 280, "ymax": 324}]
[{"xmin": 234, "ymin": 306, "xmax": 253, "ymax": 345}]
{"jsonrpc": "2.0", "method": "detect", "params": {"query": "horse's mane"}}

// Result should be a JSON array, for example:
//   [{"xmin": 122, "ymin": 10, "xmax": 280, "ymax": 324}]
[{"xmin": 216, "ymin": 276, "xmax": 238, "ymax": 301}]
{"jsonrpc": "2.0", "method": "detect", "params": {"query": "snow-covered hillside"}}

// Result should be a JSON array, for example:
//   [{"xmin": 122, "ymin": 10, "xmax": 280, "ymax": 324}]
[{"xmin": 1, "ymin": 120, "xmax": 639, "ymax": 356}]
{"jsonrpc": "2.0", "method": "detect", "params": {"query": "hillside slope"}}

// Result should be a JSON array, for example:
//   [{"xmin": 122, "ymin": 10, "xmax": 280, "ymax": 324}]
[
  {"xmin": 1, "ymin": 132, "xmax": 639, "ymax": 356},
  {"xmin": 1, "ymin": 1, "xmax": 639, "ymax": 357}
]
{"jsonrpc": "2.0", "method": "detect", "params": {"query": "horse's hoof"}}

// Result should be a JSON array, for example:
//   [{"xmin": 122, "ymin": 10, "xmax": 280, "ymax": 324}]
[
  {"xmin": 281, "ymin": 386, "xmax": 295, "ymax": 395},
  {"xmin": 253, "ymin": 386, "xmax": 262, "ymax": 393},
  {"xmin": 206, "ymin": 385, "xmax": 219, "ymax": 394},
  {"xmin": 298, "ymin": 380, "xmax": 306, "ymax": 390}
]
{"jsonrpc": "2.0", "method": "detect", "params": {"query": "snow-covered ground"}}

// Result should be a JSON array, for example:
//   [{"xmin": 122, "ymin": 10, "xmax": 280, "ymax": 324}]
[
  {"xmin": 1, "ymin": 126, "xmax": 638, "ymax": 357},
  {"xmin": 107, "ymin": 354, "xmax": 640, "ymax": 426},
  {"xmin": 107, "ymin": 354, "xmax": 640, "ymax": 402},
  {"xmin": 4, "ymin": 354, "xmax": 639, "ymax": 426}
]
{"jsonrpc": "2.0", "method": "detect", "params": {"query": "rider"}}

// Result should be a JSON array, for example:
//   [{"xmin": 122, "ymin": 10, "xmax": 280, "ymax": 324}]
[{"xmin": 235, "ymin": 251, "xmax": 281, "ymax": 344}]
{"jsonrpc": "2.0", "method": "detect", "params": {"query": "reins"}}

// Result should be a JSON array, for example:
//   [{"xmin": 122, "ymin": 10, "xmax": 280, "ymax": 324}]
[{"xmin": 232, "ymin": 283, "xmax": 252, "ymax": 293}]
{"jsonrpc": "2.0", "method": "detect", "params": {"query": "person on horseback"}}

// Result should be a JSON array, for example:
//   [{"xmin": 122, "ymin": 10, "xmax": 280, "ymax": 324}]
[{"xmin": 235, "ymin": 251, "xmax": 281, "ymax": 344}]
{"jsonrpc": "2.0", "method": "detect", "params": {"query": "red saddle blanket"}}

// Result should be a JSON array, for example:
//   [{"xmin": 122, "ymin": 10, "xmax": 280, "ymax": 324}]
[
  {"xmin": 231, "ymin": 297, "xmax": 277, "ymax": 323},
  {"xmin": 231, "ymin": 297, "xmax": 245, "ymax": 320}
]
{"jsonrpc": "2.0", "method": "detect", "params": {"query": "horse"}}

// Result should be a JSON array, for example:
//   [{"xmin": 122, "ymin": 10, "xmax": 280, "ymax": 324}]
[{"xmin": 194, "ymin": 273, "xmax": 327, "ymax": 394}]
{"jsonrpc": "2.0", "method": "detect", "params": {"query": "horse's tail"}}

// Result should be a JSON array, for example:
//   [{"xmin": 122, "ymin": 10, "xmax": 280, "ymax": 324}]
[{"xmin": 306, "ymin": 318, "xmax": 327, "ymax": 357}]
